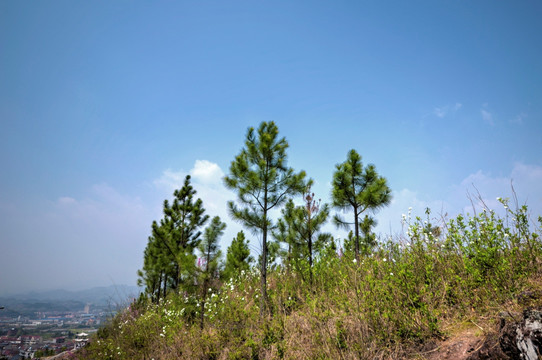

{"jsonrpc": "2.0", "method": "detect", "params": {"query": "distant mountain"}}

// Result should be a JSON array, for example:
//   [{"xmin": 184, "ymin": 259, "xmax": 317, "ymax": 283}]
[{"xmin": 0, "ymin": 284, "xmax": 142, "ymax": 307}]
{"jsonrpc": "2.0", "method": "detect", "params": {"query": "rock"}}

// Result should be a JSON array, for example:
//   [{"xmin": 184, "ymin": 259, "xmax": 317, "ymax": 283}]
[
  {"xmin": 469, "ymin": 309, "xmax": 542, "ymax": 360},
  {"xmin": 500, "ymin": 309, "xmax": 542, "ymax": 360}
]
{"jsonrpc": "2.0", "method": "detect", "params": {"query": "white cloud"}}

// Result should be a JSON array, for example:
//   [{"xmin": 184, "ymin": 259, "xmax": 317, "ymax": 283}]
[
  {"xmin": 511, "ymin": 112, "xmax": 527, "ymax": 125},
  {"xmin": 153, "ymin": 159, "xmax": 225, "ymax": 191},
  {"xmin": 480, "ymin": 104, "xmax": 494, "ymax": 125},
  {"xmin": 153, "ymin": 169, "xmax": 187, "ymax": 191},
  {"xmin": 57, "ymin": 196, "xmax": 76, "ymax": 205},
  {"xmin": 190, "ymin": 159, "xmax": 225, "ymax": 186},
  {"xmin": 373, "ymin": 162, "xmax": 542, "ymax": 238},
  {"xmin": 154, "ymin": 161, "xmax": 244, "ymax": 253},
  {"xmin": 434, "ymin": 107, "xmax": 446, "ymax": 118},
  {"xmin": 433, "ymin": 102, "xmax": 462, "ymax": 118}
]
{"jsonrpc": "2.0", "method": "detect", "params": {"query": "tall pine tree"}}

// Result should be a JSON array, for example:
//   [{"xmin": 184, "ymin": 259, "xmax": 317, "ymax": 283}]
[
  {"xmin": 162, "ymin": 175, "xmax": 209, "ymax": 294},
  {"xmin": 331, "ymin": 149, "xmax": 391, "ymax": 263},
  {"xmin": 139, "ymin": 175, "xmax": 209, "ymax": 300},
  {"xmin": 224, "ymin": 121, "xmax": 307, "ymax": 315}
]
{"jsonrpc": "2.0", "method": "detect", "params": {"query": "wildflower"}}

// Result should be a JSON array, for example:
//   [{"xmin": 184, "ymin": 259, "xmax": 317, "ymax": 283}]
[
  {"xmin": 390, "ymin": 272, "xmax": 393, "ymax": 276},
  {"xmin": 353, "ymin": 258, "xmax": 357, "ymax": 264}
]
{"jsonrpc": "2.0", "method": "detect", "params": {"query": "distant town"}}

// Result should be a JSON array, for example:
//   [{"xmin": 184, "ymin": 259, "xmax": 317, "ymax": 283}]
[
  {"xmin": 0, "ymin": 285, "xmax": 140, "ymax": 359},
  {"xmin": 0, "ymin": 303, "xmax": 109, "ymax": 359}
]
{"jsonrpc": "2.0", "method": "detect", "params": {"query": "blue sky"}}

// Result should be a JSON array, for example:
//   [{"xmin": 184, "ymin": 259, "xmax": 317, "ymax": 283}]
[{"xmin": 1, "ymin": 1, "xmax": 541, "ymax": 295}]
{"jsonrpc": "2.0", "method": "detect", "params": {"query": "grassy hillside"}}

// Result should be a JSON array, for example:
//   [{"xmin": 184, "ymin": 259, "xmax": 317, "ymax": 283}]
[{"xmin": 77, "ymin": 202, "xmax": 542, "ymax": 359}]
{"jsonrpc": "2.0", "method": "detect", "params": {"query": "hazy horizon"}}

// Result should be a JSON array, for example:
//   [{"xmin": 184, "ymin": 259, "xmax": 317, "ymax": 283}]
[{"xmin": 1, "ymin": 1, "xmax": 541, "ymax": 295}]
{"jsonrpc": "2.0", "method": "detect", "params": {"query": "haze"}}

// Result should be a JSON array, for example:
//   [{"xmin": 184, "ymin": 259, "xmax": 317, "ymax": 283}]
[{"xmin": 1, "ymin": 1, "xmax": 541, "ymax": 295}]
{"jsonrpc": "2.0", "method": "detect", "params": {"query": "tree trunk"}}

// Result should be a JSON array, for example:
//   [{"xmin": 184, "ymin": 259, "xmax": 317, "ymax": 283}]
[
  {"xmin": 260, "ymin": 217, "xmax": 268, "ymax": 317},
  {"xmin": 354, "ymin": 207, "xmax": 360, "ymax": 263},
  {"xmin": 259, "ymin": 177, "xmax": 270, "ymax": 317},
  {"xmin": 200, "ymin": 281, "xmax": 206, "ymax": 330},
  {"xmin": 175, "ymin": 263, "xmax": 181, "ymax": 294},
  {"xmin": 163, "ymin": 272, "xmax": 167, "ymax": 299},
  {"xmin": 308, "ymin": 229, "xmax": 313, "ymax": 286},
  {"xmin": 156, "ymin": 272, "xmax": 162, "ymax": 302}
]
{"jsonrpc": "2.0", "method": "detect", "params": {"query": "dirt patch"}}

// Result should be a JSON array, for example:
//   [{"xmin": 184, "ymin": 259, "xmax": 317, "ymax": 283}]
[
  {"xmin": 418, "ymin": 328, "xmax": 484, "ymax": 360},
  {"xmin": 415, "ymin": 309, "xmax": 542, "ymax": 360}
]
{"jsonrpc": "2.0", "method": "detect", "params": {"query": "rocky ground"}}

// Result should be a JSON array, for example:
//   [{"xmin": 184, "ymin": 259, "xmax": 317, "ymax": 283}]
[{"xmin": 421, "ymin": 308, "xmax": 542, "ymax": 360}]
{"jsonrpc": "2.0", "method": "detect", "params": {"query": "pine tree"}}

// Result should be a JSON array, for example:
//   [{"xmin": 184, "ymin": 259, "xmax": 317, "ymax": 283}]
[
  {"xmin": 137, "ymin": 235, "xmax": 161, "ymax": 301},
  {"xmin": 342, "ymin": 216, "xmax": 377, "ymax": 258},
  {"xmin": 359, "ymin": 215, "xmax": 377, "ymax": 256},
  {"xmin": 224, "ymin": 121, "xmax": 307, "ymax": 315},
  {"xmin": 150, "ymin": 220, "xmax": 178, "ymax": 297},
  {"xmin": 161, "ymin": 175, "xmax": 209, "ymax": 294},
  {"xmin": 297, "ymin": 186, "xmax": 330, "ymax": 284},
  {"xmin": 273, "ymin": 200, "xmax": 303, "ymax": 276},
  {"xmin": 274, "ymin": 186, "xmax": 330, "ymax": 284},
  {"xmin": 331, "ymin": 149, "xmax": 391, "ymax": 263},
  {"xmin": 139, "ymin": 175, "xmax": 209, "ymax": 300},
  {"xmin": 222, "ymin": 231, "xmax": 254, "ymax": 281},
  {"xmin": 138, "ymin": 224, "xmax": 177, "ymax": 301},
  {"xmin": 197, "ymin": 216, "xmax": 225, "ymax": 329},
  {"xmin": 342, "ymin": 230, "xmax": 356, "ymax": 257}
]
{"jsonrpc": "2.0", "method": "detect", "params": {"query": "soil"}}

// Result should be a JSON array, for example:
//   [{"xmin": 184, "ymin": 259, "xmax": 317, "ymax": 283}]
[{"xmin": 420, "ymin": 328, "xmax": 485, "ymax": 360}]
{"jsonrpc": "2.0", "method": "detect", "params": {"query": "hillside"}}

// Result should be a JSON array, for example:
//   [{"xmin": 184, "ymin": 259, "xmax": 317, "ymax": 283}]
[{"xmin": 76, "ymin": 203, "xmax": 542, "ymax": 359}]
